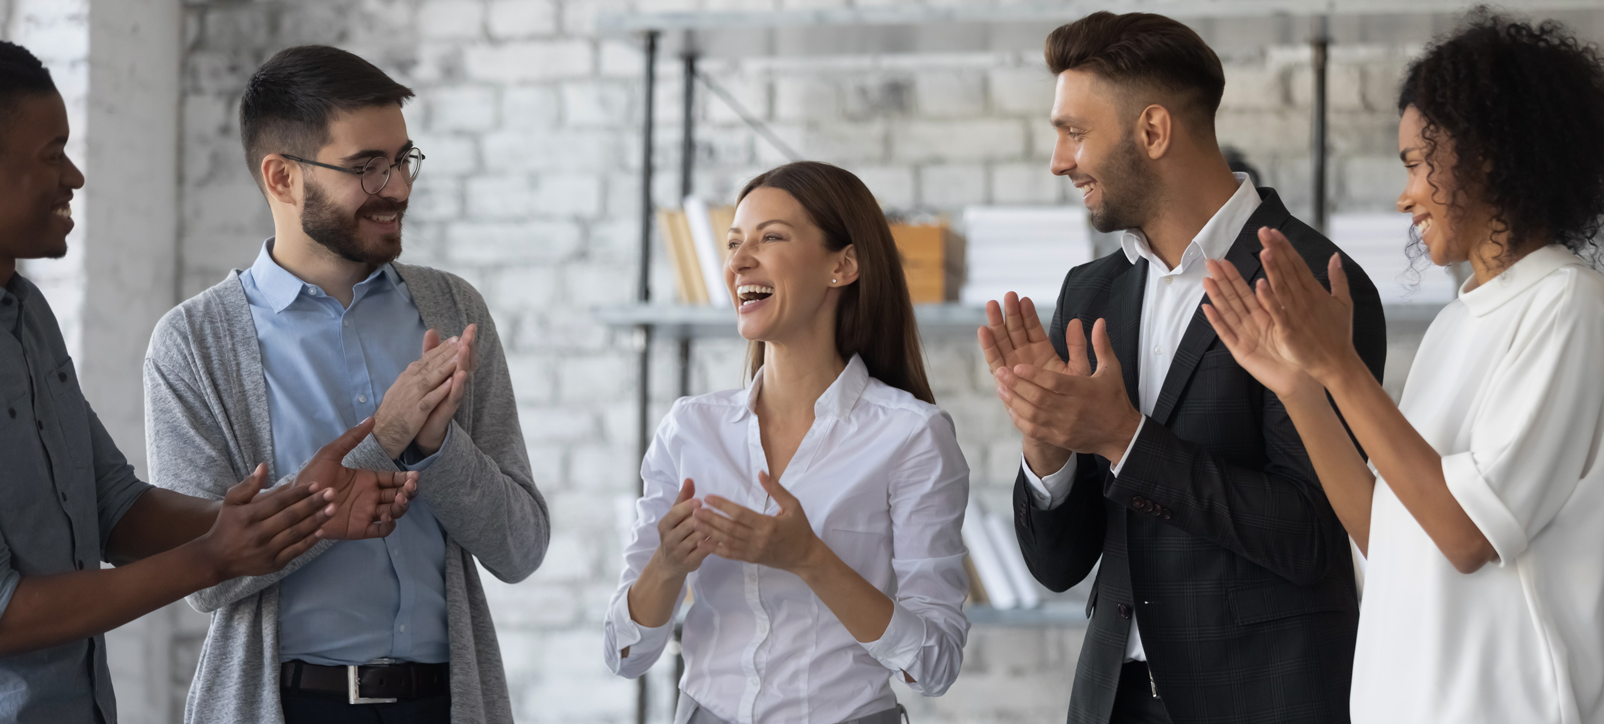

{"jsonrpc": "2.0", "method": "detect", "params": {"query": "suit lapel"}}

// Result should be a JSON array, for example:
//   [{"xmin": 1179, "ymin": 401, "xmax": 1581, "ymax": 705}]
[
  {"xmin": 1148, "ymin": 190, "xmax": 1284, "ymax": 426},
  {"xmin": 1102, "ymin": 260, "xmax": 1145, "ymax": 410}
]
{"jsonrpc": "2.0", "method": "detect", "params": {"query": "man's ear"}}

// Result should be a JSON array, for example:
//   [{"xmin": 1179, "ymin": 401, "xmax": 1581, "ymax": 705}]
[
  {"xmin": 1136, "ymin": 104, "xmax": 1173, "ymax": 160},
  {"xmin": 260, "ymin": 154, "xmax": 300, "ymax": 207},
  {"xmin": 832, "ymin": 244, "xmax": 860, "ymax": 286}
]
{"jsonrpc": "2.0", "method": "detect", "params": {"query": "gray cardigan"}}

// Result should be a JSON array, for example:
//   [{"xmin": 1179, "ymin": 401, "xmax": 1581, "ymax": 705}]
[{"xmin": 143, "ymin": 263, "xmax": 549, "ymax": 724}]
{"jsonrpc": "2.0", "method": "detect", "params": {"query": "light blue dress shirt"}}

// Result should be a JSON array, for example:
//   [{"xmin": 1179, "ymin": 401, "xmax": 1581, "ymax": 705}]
[{"xmin": 238, "ymin": 240, "xmax": 450, "ymax": 666}]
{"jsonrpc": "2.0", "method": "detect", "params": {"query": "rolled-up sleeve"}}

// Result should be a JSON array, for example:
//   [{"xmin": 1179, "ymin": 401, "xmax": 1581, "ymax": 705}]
[
  {"xmin": 603, "ymin": 403, "xmax": 688, "ymax": 679},
  {"xmin": 1443, "ymin": 284, "xmax": 1604, "ymax": 565},
  {"xmin": 87, "ymin": 401, "xmax": 152, "ymax": 553},
  {"xmin": 0, "ymin": 534, "xmax": 19, "ymax": 622},
  {"xmin": 871, "ymin": 410, "xmax": 970, "ymax": 695}
]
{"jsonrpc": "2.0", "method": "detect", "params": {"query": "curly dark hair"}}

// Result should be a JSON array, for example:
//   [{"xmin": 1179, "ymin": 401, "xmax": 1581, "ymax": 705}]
[{"xmin": 1398, "ymin": 8, "xmax": 1604, "ymax": 262}]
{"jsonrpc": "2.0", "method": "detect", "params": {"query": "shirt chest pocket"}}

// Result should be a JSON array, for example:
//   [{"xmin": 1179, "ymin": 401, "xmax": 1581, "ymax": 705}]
[{"xmin": 44, "ymin": 357, "xmax": 92, "ymax": 469}]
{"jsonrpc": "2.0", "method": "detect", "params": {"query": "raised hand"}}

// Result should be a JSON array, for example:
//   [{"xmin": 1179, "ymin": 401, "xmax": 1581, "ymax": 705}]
[
  {"xmin": 294, "ymin": 417, "xmax": 419, "ymax": 541},
  {"xmin": 415, "ymin": 323, "xmax": 477, "ymax": 456},
  {"xmin": 1255, "ymin": 227, "xmax": 1362, "ymax": 385},
  {"xmin": 980, "ymin": 293, "xmax": 1098, "ymax": 475},
  {"xmin": 373, "ymin": 332, "xmax": 461, "ymax": 458},
  {"xmin": 653, "ymin": 478, "xmax": 713, "ymax": 576},
  {"xmin": 1202, "ymin": 256, "xmax": 1319, "ymax": 399},
  {"xmin": 995, "ymin": 318, "xmax": 1143, "ymax": 464},
  {"xmin": 978, "ymin": 293, "xmax": 1079, "ymax": 376},
  {"xmin": 195, "ymin": 463, "xmax": 336, "ymax": 579},
  {"xmin": 694, "ymin": 471, "xmax": 822, "ymax": 574}
]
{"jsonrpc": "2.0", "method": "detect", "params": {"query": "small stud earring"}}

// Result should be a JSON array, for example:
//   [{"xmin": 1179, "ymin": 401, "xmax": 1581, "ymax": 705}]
[{"xmin": 831, "ymin": 279, "xmax": 837, "ymax": 284}]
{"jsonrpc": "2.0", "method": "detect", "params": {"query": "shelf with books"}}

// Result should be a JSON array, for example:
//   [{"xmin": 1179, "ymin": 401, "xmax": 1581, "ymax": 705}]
[
  {"xmin": 591, "ymin": 302, "xmax": 1447, "ymax": 339},
  {"xmin": 592, "ymin": 302, "xmax": 998, "ymax": 339},
  {"xmin": 965, "ymin": 601, "xmax": 1090, "ymax": 628}
]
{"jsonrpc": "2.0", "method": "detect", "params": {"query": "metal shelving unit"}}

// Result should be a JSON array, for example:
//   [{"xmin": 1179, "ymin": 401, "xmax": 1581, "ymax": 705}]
[
  {"xmin": 593, "ymin": 301, "xmax": 1449, "ymax": 338},
  {"xmin": 597, "ymin": 3, "xmax": 1596, "ymax": 720},
  {"xmin": 601, "ymin": 0, "xmax": 1570, "ymax": 467}
]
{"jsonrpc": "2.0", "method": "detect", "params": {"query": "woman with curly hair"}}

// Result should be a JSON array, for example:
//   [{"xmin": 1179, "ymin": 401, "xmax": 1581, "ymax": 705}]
[{"xmin": 1199, "ymin": 9, "xmax": 1604, "ymax": 723}]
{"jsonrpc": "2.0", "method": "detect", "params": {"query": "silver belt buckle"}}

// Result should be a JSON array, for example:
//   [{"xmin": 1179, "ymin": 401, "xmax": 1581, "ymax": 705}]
[{"xmin": 348, "ymin": 665, "xmax": 398, "ymax": 705}]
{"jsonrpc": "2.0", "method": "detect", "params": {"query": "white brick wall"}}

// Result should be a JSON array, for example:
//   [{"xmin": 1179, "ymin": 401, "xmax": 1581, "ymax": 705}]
[{"xmin": 30, "ymin": 0, "xmax": 1578, "ymax": 721}]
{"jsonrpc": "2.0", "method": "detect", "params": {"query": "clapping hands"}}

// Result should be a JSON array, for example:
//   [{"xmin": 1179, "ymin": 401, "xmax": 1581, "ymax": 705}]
[
  {"xmin": 693, "ymin": 472, "xmax": 823, "ymax": 574},
  {"xmin": 978, "ymin": 292, "xmax": 1143, "ymax": 467},
  {"xmin": 1202, "ymin": 227, "xmax": 1361, "ymax": 397},
  {"xmin": 373, "ymin": 324, "xmax": 478, "ymax": 459},
  {"xmin": 293, "ymin": 417, "xmax": 419, "ymax": 540}
]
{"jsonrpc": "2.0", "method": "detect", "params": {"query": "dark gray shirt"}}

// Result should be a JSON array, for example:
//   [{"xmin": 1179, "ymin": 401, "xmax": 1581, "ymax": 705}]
[{"xmin": 0, "ymin": 273, "xmax": 151, "ymax": 723}]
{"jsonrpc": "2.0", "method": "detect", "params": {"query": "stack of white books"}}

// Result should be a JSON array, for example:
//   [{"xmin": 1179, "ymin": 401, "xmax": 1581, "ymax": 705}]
[
  {"xmin": 961, "ymin": 498, "xmax": 1041, "ymax": 611},
  {"xmin": 1328, "ymin": 213, "xmax": 1459, "ymax": 306},
  {"xmin": 959, "ymin": 206, "xmax": 1094, "ymax": 313}
]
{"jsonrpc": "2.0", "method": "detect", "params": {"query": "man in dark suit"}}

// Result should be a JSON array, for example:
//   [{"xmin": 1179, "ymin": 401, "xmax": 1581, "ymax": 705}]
[{"xmin": 979, "ymin": 12, "xmax": 1387, "ymax": 724}]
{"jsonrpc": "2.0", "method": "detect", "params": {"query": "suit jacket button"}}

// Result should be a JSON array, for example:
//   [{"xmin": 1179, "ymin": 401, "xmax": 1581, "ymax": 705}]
[
  {"xmin": 1161, "ymin": 509, "xmax": 1172, "ymax": 520},
  {"xmin": 1131, "ymin": 495, "xmax": 1146, "ymax": 508},
  {"xmin": 1117, "ymin": 603, "xmax": 1132, "ymax": 619}
]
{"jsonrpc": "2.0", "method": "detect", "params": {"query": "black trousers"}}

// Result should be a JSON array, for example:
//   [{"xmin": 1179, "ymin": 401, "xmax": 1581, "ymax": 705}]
[
  {"xmin": 1110, "ymin": 661, "xmax": 1172, "ymax": 724},
  {"xmin": 280, "ymin": 688, "xmax": 451, "ymax": 724}
]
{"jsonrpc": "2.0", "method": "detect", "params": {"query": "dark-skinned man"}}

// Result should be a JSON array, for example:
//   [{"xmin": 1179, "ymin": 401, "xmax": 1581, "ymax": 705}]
[{"xmin": 0, "ymin": 40, "xmax": 418, "ymax": 723}]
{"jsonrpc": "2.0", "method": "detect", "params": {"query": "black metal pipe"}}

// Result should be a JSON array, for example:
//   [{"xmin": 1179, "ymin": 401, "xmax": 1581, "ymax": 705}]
[
  {"xmin": 680, "ymin": 51, "xmax": 697, "ymax": 203},
  {"xmin": 1311, "ymin": 16, "xmax": 1329, "ymax": 234},
  {"xmin": 635, "ymin": 30, "xmax": 658, "ymax": 724},
  {"xmin": 636, "ymin": 29, "xmax": 658, "ymax": 462},
  {"xmin": 678, "ymin": 50, "xmax": 698, "ymax": 399}
]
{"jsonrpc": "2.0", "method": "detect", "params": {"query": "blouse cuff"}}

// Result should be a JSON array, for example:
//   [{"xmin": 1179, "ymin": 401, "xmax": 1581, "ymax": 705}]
[
  {"xmin": 608, "ymin": 585, "xmax": 674, "ymax": 658},
  {"xmin": 861, "ymin": 601, "xmax": 927, "ymax": 673},
  {"xmin": 1442, "ymin": 451, "xmax": 1528, "ymax": 565}
]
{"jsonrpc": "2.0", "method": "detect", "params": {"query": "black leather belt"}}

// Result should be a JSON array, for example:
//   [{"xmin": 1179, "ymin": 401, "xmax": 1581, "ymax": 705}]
[{"xmin": 280, "ymin": 660, "xmax": 449, "ymax": 704}]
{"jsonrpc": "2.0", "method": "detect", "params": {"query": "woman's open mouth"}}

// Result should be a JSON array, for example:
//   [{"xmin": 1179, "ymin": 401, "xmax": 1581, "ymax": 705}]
[{"xmin": 736, "ymin": 284, "xmax": 773, "ymax": 312}]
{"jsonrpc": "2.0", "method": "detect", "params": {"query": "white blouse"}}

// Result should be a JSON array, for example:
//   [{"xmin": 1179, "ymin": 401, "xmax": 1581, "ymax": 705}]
[
  {"xmin": 1352, "ymin": 244, "xmax": 1604, "ymax": 724},
  {"xmin": 603, "ymin": 355, "xmax": 971, "ymax": 724}
]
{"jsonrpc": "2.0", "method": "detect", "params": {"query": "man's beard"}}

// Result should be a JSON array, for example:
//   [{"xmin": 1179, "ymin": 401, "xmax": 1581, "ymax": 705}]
[
  {"xmin": 1084, "ymin": 133, "xmax": 1159, "ymax": 234},
  {"xmin": 301, "ymin": 179, "xmax": 406, "ymax": 266}
]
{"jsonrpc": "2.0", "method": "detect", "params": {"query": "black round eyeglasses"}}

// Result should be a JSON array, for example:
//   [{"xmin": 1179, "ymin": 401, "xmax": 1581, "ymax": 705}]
[{"xmin": 282, "ymin": 148, "xmax": 426, "ymax": 195}]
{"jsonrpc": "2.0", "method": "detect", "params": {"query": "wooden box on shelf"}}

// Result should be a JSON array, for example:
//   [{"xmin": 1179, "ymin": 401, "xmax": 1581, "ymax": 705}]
[{"xmin": 890, "ymin": 223, "xmax": 965, "ymax": 304}]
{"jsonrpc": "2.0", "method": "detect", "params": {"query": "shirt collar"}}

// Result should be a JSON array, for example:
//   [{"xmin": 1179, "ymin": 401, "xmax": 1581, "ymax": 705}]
[
  {"xmin": 248, "ymin": 238, "xmax": 400, "ymax": 313},
  {"xmin": 0, "ymin": 273, "xmax": 28, "ymax": 339},
  {"xmin": 1458, "ymin": 243, "xmax": 1582, "ymax": 317},
  {"xmin": 1120, "ymin": 172, "xmax": 1262, "ymax": 274},
  {"xmin": 741, "ymin": 353, "xmax": 871, "ymax": 423},
  {"xmin": 2, "ymin": 273, "xmax": 31, "ymax": 303}
]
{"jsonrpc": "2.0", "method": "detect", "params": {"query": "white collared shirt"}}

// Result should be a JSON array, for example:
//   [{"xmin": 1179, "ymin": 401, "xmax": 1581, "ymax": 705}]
[
  {"xmin": 1352, "ymin": 244, "xmax": 1604, "ymax": 723},
  {"xmin": 1021, "ymin": 173, "xmax": 1262, "ymax": 662},
  {"xmin": 604, "ymin": 355, "xmax": 971, "ymax": 724}
]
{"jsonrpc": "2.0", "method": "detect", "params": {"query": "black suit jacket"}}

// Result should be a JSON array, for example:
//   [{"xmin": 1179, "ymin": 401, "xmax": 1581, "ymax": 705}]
[{"xmin": 1014, "ymin": 189, "xmax": 1387, "ymax": 724}]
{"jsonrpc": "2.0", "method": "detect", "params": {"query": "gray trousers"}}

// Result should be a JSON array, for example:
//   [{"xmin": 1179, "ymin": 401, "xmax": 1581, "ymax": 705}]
[{"xmin": 676, "ymin": 694, "xmax": 908, "ymax": 724}]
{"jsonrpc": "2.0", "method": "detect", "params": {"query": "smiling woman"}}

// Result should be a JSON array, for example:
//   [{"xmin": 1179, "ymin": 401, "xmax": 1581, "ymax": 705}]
[
  {"xmin": 1199, "ymin": 9, "xmax": 1604, "ymax": 723},
  {"xmin": 605, "ymin": 161, "xmax": 971, "ymax": 723},
  {"xmin": 729, "ymin": 161, "xmax": 933, "ymax": 404}
]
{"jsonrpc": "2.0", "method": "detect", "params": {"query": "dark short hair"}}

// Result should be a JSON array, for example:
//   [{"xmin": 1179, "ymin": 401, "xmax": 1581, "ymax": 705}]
[
  {"xmin": 1044, "ymin": 11, "xmax": 1225, "ymax": 133},
  {"xmin": 1399, "ymin": 7, "xmax": 1604, "ymax": 259},
  {"xmin": 0, "ymin": 41, "xmax": 57, "ymax": 137},
  {"xmin": 239, "ymin": 45, "xmax": 414, "ymax": 186}
]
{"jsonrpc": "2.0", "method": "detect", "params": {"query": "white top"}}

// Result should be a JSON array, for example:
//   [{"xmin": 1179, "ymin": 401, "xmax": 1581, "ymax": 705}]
[
  {"xmin": 1352, "ymin": 244, "xmax": 1604, "ymax": 724},
  {"xmin": 1023, "ymin": 174, "xmax": 1262, "ymax": 662},
  {"xmin": 604, "ymin": 355, "xmax": 971, "ymax": 724}
]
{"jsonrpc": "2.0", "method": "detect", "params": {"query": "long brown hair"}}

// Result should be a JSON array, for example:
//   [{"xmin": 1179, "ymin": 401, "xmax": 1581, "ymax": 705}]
[{"xmin": 737, "ymin": 161, "xmax": 934, "ymax": 405}]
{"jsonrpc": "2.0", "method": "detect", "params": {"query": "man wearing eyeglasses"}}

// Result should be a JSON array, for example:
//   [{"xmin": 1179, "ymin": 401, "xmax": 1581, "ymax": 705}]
[{"xmin": 144, "ymin": 45, "xmax": 549, "ymax": 724}]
